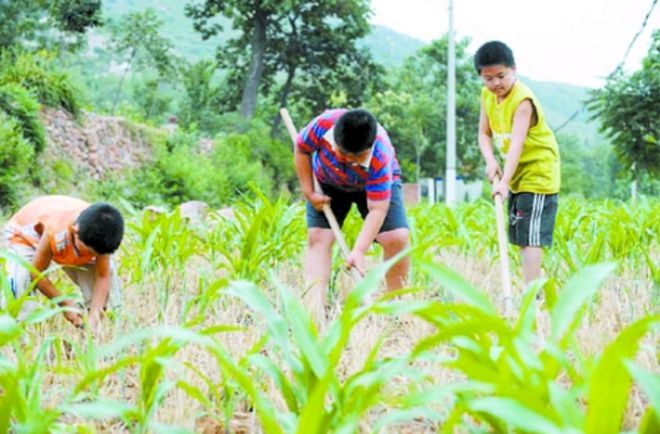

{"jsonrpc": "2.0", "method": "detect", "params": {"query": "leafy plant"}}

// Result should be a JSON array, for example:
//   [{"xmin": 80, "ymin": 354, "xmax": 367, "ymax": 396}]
[
  {"xmin": 0, "ymin": 83, "xmax": 46, "ymax": 154},
  {"xmin": 0, "ymin": 112, "xmax": 33, "ymax": 207},
  {"xmin": 0, "ymin": 49, "xmax": 83, "ymax": 116}
]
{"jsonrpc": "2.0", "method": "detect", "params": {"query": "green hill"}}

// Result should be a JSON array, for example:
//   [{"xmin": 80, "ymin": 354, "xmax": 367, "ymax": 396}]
[
  {"xmin": 359, "ymin": 26, "xmax": 425, "ymax": 66},
  {"xmin": 101, "ymin": 0, "xmax": 228, "ymax": 60},
  {"xmin": 524, "ymin": 78, "xmax": 598, "ymax": 143}
]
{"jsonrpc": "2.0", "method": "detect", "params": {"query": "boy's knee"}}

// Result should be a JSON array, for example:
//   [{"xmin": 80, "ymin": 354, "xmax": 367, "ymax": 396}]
[
  {"xmin": 307, "ymin": 228, "xmax": 335, "ymax": 247},
  {"xmin": 378, "ymin": 228, "xmax": 409, "ymax": 252}
]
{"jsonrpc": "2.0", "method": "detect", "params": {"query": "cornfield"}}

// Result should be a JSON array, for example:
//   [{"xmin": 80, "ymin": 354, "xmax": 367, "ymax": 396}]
[{"xmin": 1, "ymin": 191, "xmax": 658, "ymax": 433}]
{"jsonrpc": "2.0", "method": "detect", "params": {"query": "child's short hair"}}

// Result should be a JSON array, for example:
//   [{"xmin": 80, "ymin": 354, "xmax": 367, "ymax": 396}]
[
  {"xmin": 335, "ymin": 109, "xmax": 377, "ymax": 154},
  {"xmin": 474, "ymin": 41, "xmax": 515, "ymax": 73},
  {"xmin": 77, "ymin": 203, "xmax": 124, "ymax": 254}
]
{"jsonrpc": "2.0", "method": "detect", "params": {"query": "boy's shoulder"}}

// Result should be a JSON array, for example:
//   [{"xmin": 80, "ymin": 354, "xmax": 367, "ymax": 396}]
[{"xmin": 314, "ymin": 108, "xmax": 346, "ymax": 128}]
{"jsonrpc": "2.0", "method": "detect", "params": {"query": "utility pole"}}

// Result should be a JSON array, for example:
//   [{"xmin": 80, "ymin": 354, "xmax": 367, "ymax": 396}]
[{"xmin": 445, "ymin": 0, "xmax": 457, "ymax": 204}]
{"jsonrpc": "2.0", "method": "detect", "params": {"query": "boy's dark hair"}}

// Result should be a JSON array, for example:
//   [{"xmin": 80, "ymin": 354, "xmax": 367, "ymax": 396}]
[
  {"xmin": 334, "ymin": 109, "xmax": 378, "ymax": 153},
  {"xmin": 77, "ymin": 203, "xmax": 124, "ymax": 254},
  {"xmin": 474, "ymin": 41, "xmax": 516, "ymax": 73}
]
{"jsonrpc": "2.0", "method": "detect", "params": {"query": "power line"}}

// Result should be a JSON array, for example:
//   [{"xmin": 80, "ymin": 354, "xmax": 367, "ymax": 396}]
[
  {"xmin": 554, "ymin": 106, "xmax": 583, "ymax": 134},
  {"xmin": 612, "ymin": 0, "xmax": 658, "ymax": 76},
  {"xmin": 554, "ymin": 0, "xmax": 658, "ymax": 133}
]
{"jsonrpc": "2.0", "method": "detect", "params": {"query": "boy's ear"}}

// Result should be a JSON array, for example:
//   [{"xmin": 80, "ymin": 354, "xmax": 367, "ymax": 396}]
[{"xmin": 72, "ymin": 223, "xmax": 79, "ymax": 234}]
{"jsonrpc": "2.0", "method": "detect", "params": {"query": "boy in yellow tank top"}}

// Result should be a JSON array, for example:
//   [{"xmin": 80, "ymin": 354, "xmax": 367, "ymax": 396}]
[
  {"xmin": 475, "ymin": 41, "xmax": 560, "ymax": 286},
  {"xmin": 2, "ymin": 196, "xmax": 125, "ymax": 332}
]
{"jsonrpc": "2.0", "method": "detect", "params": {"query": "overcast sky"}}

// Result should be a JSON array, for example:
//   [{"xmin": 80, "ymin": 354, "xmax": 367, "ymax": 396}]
[{"xmin": 370, "ymin": 0, "xmax": 659, "ymax": 88}]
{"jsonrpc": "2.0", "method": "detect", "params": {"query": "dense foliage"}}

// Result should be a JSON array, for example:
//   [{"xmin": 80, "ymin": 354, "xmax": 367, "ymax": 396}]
[{"xmin": 588, "ymin": 30, "xmax": 660, "ymax": 182}]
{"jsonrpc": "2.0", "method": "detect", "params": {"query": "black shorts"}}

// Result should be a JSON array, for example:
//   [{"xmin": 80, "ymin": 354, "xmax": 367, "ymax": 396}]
[
  {"xmin": 508, "ymin": 192, "xmax": 558, "ymax": 247},
  {"xmin": 306, "ymin": 182, "xmax": 408, "ymax": 233}
]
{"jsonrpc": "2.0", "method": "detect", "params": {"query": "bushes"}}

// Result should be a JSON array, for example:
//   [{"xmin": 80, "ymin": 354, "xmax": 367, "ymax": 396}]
[
  {"xmin": 0, "ymin": 83, "xmax": 46, "ymax": 154},
  {"xmin": 99, "ymin": 117, "xmax": 296, "ymax": 209},
  {"xmin": 94, "ymin": 129, "xmax": 228, "ymax": 208},
  {"xmin": 0, "ymin": 113, "xmax": 33, "ymax": 208},
  {"xmin": 0, "ymin": 50, "xmax": 83, "ymax": 116}
]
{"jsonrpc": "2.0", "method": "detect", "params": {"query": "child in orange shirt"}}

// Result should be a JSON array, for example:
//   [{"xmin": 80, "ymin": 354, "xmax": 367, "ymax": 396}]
[{"xmin": 3, "ymin": 195, "xmax": 124, "ymax": 331}]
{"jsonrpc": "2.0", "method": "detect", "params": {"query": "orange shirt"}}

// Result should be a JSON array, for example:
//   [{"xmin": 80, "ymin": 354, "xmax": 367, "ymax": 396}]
[{"xmin": 5, "ymin": 196, "xmax": 97, "ymax": 266}]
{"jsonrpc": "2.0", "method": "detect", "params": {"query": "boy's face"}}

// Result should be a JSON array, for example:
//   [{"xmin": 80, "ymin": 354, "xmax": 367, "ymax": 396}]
[
  {"xmin": 335, "ymin": 146, "xmax": 372, "ymax": 166},
  {"xmin": 480, "ymin": 64, "xmax": 517, "ymax": 99},
  {"xmin": 72, "ymin": 224, "xmax": 99, "ymax": 257}
]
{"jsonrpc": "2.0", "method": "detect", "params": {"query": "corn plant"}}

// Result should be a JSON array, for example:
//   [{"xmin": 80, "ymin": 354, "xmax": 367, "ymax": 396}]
[
  {"xmin": 204, "ymin": 188, "xmax": 305, "ymax": 280},
  {"xmin": 399, "ymin": 261, "xmax": 660, "ymax": 434},
  {"xmin": 124, "ymin": 208, "xmax": 201, "ymax": 283},
  {"xmin": 188, "ymin": 257, "xmax": 432, "ymax": 433}
]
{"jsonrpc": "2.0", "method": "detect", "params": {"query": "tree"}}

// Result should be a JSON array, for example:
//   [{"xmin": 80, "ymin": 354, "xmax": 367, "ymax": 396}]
[
  {"xmin": 368, "ymin": 36, "xmax": 481, "ymax": 181},
  {"xmin": 265, "ymin": 0, "xmax": 378, "ymax": 132},
  {"xmin": 177, "ymin": 59, "xmax": 223, "ymax": 132},
  {"xmin": 0, "ymin": 0, "xmax": 101, "ymax": 51},
  {"xmin": 186, "ymin": 0, "xmax": 282, "ymax": 118},
  {"xmin": 50, "ymin": 0, "xmax": 102, "ymax": 34},
  {"xmin": 588, "ymin": 30, "xmax": 660, "ymax": 188},
  {"xmin": 185, "ymin": 0, "xmax": 375, "ymax": 120},
  {"xmin": 108, "ymin": 8, "xmax": 178, "ymax": 114}
]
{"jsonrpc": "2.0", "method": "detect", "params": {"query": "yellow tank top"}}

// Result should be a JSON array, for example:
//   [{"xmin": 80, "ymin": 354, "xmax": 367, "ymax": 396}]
[{"xmin": 481, "ymin": 80, "xmax": 561, "ymax": 194}]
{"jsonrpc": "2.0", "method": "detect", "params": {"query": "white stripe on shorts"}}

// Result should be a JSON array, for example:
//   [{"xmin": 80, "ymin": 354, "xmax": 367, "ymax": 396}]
[{"xmin": 528, "ymin": 194, "xmax": 545, "ymax": 246}]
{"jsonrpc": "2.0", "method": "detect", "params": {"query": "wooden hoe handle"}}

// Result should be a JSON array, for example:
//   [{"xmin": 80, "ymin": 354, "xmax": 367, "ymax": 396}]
[
  {"xmin": 492, "ymin": 176, "xmax": 513, "ymax": 315},
  {"xmin": 280, "ymin": 108, "xmax": 363, "ymax": 282}
]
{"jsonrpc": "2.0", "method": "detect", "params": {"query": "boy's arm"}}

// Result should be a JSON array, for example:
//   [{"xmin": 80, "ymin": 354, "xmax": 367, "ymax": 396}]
[
  {"xmin": 294, "ymin": 114, "xmax": 331, "ymax": 210},
  {"xmin": 89, "ymin": 254, "xmax": 112, "ymax": 331},
  {"xmin": 346, "ymin": 198, "xmax": 389, "ymax": 274},
  {"xmin": 294, "ymin": 145, "xmax": 329, "ymax": 210},
  {"xmin": 478, "ymin": 103, "xmax": 501, "ymax": 181},
  {"xmin": 31, "ymin": 234, "xmax": 83, "ymax": 327},
  {"xmin": 493, "ymin": 99, "xmax": 533, "ymax": 199}
]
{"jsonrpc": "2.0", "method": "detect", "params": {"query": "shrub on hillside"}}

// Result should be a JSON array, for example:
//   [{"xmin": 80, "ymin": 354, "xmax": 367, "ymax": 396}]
[
  {"xmin": 93, "ymin": 129, "xmax": 229, "ymax": 208},
  {"xmin": 0, "ymin": 113, "xmax": 33, "ymax": 208},
  {"xmin": 0, "ymin": 50, "xmax": 83, "ymax": 117},
  {"xmin": 92, "ymin": 119, "xmax": 295, "ymax": 209},
  {"xmin": 211, "ymin": 113, "xmax": 296, "ymax": 191},
  {"xmin": 0, "ymin": 83, "xmax": 46, "ymax": 154}
]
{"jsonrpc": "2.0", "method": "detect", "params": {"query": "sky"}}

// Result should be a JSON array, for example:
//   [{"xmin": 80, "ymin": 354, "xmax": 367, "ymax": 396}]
[{"xmin": 370, "ymin": 0, "xmax": 659, "ymax": 88}]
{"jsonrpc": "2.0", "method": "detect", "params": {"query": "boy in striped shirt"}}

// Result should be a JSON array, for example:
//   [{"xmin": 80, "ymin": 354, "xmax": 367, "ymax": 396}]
[{"xmin": 295, "ymin": 108, "xmax": 410, "ymax": 310}]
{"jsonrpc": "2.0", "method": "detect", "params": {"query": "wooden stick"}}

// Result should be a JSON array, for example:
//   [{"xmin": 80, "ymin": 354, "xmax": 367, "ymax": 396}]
[
  {"xmin": 493, "ymin": 176, "xmax": 513, "ymax": 315},
  {"xmin": 279, "ymin": 108, "xmax": 363, "ymax": 282}
]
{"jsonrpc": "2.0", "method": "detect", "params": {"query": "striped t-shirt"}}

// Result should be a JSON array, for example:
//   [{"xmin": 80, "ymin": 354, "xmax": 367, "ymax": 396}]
[{"xmin": 296, "ymin": 109, "xmax": 401, "ymax": 201}]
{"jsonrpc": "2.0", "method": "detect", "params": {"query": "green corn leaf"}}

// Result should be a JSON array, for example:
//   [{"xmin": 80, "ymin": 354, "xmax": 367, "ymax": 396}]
[
  {"xmin": 419, "ymin": 260, "xmax": 498, "ymax": 315},
  {"xmin": 469, "ymin": 396, "xmax": 564, "ymax": 434},
  {"xmin": 275, "ymin": 279, "xmax": 327, "ymax": 379},
  {"xmin": 205, "ymin": 344, "xmax": 285, "ymax": 434},
  {"xmin": 60, "ymin": 399, "xmax": 135, "ymax": 419},
  {"xmin": 175, "ymin": 380, "xmax": 213, "ymax": 409},
  {"xmin": 551, "ymin": 262, "xmax": 616, "ymax": 342},
  {"xmin": 548, "ymin": 382, "xmax": 584, "ymax": 428},
  {"xmin": 0, "ymin": 377, "xmax": 16, "ymax": 433},
  {"xmin": 584, "ymin": 315, "xmax": 660, "ymax": 434},
  {"xmin": 249, "ymin": 353, "xmax": 300, "ymax": 412},
  {"xmin": 295, "ymin": 371, "xmax": 333, "ymax": 434},
  {"xmin": 0, "ymin": 315, "xmax": 20, "ymax": 346},
  {"xmin": 639, "ymin": 408, "xmax": 660, "ymax": 434},
  {"xmin": 625, "ymin": 360, "xmax": 660, "ymax": 417},
  {"xmin": 226, "ymin": 281, "xmax": 302, "ymax": 373},
  {"xmin": 514, "ymin": 279, "xmax": 544, "ymax": 335}
]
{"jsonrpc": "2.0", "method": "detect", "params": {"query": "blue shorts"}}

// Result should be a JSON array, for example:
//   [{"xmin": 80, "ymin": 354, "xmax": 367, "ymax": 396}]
[{"xmin": 306, "ymin": 182, "xmax": 408, "ymax": 233}]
